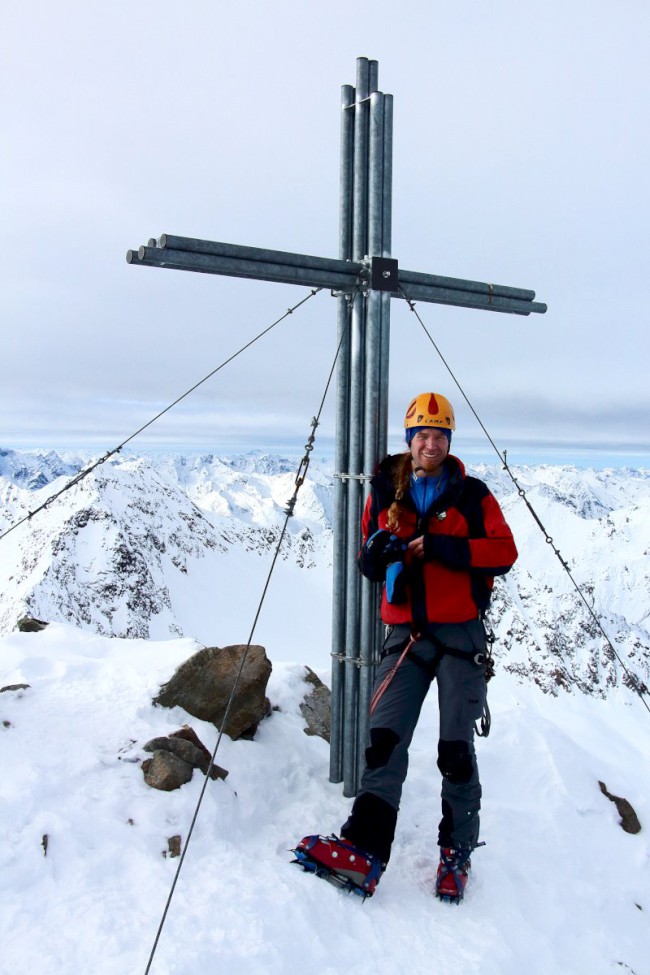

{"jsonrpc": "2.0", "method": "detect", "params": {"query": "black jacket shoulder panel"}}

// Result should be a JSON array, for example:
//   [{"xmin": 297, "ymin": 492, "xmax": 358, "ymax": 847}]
[
  {"xmin": 462, "ymin": 474, "xmax": 490, "ymax": 498},
  {"xmin": 453, "ymin": 474, "xmax": 492, "ymax": 538},
  {"xmin": 370, "ymin": 454, "xmax": 404, "ymax": 509},
  {"xmin": 373, "ymin": 453, "xmax": 405, "ymax": 482}
]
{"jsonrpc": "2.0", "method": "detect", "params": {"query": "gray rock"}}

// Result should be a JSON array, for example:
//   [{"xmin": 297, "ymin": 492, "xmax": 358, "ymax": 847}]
[
  {"xmin": 599, "ymin": 780, "xmax": 642, "ymax": 834},
  {"xmin": 169, "ymin": 725, "xmax": 212, "ymax": 762},
  {"xmin": 142, "ymin": 750, "xmax": 194, "ymax": 791},
  {"xmin": 144, "ymin": 735, "xmax": 205, "ymax": 765},
  {"xmin": 153, "ymin": 644, "xmax": 272, "ymax": 740},
  {"xmin": 17, "ymin": 617, "xmax": 48, "ymax": 632},
  {"xmin": 143, "ymin": 733, "xmax": 228, "ymax": 781},
  {"xmin": 299, "ymin": 667, "xmax": 331, "ymax": 743}
]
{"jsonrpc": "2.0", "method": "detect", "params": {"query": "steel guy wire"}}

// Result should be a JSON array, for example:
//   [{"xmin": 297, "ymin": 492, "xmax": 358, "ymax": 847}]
[
  {"xmin": 400, "ymin": 289, "xmax": 650, "ymax": 715},
  {"xmin": 142, "ymin": 295, "xmax": 350, "ymax": 975},
  {"xmin": 0, "ymin": 288, "xmax": 323, "ymax": 544}
]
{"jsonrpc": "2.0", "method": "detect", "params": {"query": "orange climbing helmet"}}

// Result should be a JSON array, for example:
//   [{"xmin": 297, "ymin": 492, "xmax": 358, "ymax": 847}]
[{"xmin": 404, "ymin": 392, "xmax": 456, "ymax": 431}]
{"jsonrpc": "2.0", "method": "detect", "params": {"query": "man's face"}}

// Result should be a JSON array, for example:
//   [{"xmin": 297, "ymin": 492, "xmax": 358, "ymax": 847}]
[{"xmin": 409, "ymin": 428, "xmax": 450, "ymax": 476}]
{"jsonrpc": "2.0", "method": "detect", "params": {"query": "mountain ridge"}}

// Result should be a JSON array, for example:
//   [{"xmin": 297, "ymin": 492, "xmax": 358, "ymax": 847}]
[{"xmin": 1, "ymin": 447, "xmax": 648, "ymax": 698}]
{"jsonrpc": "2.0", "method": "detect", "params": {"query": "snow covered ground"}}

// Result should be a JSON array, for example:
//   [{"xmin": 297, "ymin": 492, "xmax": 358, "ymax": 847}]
[{"xmin": 1, "ymin": 622, "xmax": 648, "ymax": 975}]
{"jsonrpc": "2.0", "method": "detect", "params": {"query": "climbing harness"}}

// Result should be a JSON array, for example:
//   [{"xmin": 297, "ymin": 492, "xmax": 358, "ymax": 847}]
[{"xmin": 370, "ymin": 621, "xmax": 494, "ymax": 731}]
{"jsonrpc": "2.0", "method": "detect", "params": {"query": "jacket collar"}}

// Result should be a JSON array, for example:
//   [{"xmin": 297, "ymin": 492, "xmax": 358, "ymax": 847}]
[{"xmin": 372, "ymin": 453, "xmax": 465, "ymax": 510}]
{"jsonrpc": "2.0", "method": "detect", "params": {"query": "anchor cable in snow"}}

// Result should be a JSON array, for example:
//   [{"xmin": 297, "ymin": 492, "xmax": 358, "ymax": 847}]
[
  {"xmin": 0, "ymin": 288, "xmax": 323, "ymax": 544},
  {"xmin": 142, "ymin": 297, "xmax": 350, "ymax": 975},
  {"xmin": 401, "ymin": 291, "xmax": 650, "ymax": 716}
]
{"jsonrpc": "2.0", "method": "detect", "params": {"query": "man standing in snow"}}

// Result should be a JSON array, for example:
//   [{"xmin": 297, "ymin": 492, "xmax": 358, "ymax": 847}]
[{"xmin": 295, "ymin": 392, "xmax": 518, "ymax": 901}]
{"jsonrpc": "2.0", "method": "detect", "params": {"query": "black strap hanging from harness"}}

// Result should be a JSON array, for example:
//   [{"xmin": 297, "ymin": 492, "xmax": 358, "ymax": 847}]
[{"xmin": 475, "ymin": 626, "xmax": 495, "ymax": 738}]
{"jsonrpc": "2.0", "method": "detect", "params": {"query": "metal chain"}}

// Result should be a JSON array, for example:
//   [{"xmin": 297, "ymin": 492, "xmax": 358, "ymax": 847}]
[{"xmin": 400, "ymin": 290, "xmax": 650, "ymax": 716}]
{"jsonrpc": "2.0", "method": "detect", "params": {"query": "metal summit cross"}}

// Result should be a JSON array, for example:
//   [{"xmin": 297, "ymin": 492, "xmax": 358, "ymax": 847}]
[{"xmin": 127, "ymin": 57, "xmax": 547, "ymax": 797}]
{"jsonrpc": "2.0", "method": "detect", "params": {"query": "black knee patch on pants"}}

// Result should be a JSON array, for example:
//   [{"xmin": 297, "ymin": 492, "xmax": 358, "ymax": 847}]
[
  {"xmin": 341, "ymin": 791, "xmax": 398, "ymax": 865},
  {"xmin": 365, "ymin": 728, "xmax": 399, "ymax": 770},
  {"xmin": 437, "ymin": 739, "xmax": 473, "ymax": 784}
]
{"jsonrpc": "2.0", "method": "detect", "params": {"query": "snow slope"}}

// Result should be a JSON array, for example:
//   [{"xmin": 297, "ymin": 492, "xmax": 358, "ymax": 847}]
[{"xmin": 1, "ymin": 623, "xmax": 648, "ymax": 975}]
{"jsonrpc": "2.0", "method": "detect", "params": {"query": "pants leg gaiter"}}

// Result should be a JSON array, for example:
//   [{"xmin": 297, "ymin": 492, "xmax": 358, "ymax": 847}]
[{"xmin": 341, "ymin": 791, "xmax": 398, "ymax": 865}]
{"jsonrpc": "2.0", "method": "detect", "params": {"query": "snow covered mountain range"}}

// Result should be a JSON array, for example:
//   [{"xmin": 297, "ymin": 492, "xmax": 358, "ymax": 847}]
[{"xmin": 1, "ymin": 447, "xmax": 648, "ymax": 697}]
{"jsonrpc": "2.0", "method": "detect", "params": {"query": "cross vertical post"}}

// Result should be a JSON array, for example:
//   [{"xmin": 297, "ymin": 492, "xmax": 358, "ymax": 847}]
[{"xmin": 330, "ymin": 58, "xmax": 394, "ymax": 795}]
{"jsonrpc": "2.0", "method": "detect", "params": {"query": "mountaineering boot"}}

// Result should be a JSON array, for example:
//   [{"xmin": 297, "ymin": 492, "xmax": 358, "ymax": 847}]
[
  {"xmin": 292, "ymin": 834, "xmax": 384, "ymax": 898},
  {"xmin": 435, "ymin": 847, "xmax": 472, "ymax": 903}
]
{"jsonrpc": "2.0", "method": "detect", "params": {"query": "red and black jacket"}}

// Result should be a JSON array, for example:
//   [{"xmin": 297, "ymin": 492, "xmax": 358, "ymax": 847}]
[{"xmin": 358, "ymin": 454, "xmax": 518, "ymax": 628}]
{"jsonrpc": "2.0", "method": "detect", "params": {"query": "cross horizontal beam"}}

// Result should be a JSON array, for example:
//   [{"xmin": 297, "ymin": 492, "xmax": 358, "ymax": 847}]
[{"xmin": 127, "ymin": 234, "xmax": 547, "ymax": 316}]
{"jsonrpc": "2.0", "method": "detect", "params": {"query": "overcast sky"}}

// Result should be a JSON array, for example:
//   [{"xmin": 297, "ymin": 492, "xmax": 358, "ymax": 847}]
[{"xmin": 1, "ymin": 1, "xmax": 648, "ymax": 466}]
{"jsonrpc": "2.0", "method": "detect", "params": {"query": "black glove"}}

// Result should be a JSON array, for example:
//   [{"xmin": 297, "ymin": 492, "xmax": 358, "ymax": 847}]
[{"xmin": 359, "ymin": 530, "xmax": 406, "ymax": 582}]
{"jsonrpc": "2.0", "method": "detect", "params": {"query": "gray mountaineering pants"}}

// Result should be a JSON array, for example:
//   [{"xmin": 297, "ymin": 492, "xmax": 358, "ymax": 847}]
[{"xmin": 342, "ymin": 622, "xmax": 487, "ymax": 862}]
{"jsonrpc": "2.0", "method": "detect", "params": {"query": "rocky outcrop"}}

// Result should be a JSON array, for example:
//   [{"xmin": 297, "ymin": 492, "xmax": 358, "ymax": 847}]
[
  {"xmin": 299, "ymin": 667, "xmax": 331, "ymax": 742},
  {"xmin": 1, "ymin": 683, "xmax": 31, "ymax": 694},
  {"xmin": 142, "ymin": 749, "xmax": 194, "ymax": 791},
  {"xmin": 599, "ymin": 780, "xmax": 642, "ymax": 834},
  {"xmin": 17, "ymin": 617, "xmax": 48, "ymax": 632},
  {"xmin": 153, "ymin": 644, "xmax": 272, "ymax": 739},
  {"xmin": 141, "ymin": 724, "xmax": 228, "ymax": 791}
]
